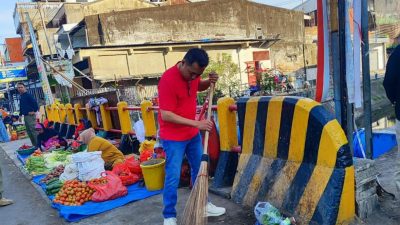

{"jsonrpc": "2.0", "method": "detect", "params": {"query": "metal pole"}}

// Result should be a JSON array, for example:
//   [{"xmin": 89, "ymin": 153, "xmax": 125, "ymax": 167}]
[
  {"xmin": 361, "ymin": 0, "xmax": 373, "ymax": 159},
  {"xmin": 25, "ymin": 12, "xmax": 54, "ymax": 105},
  {"xmin": 330, "ymin": 0, "xmax": 342, "ymax": 124},
  {"xmin": 338, "ymin": 0, "xmax": 348, "ymax": 134}
]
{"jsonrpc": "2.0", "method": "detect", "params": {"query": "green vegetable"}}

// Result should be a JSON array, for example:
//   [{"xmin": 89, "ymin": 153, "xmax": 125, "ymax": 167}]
[
  {"xmin": 46, "ymin": 178, "xmax": 60, "ymax": 185},
  {"xmin": 47, "ymin": 182, "xmax": 63, "ymax": 191}
]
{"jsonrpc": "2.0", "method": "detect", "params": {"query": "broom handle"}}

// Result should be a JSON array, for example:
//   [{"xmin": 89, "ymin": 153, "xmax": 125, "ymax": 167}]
[{"xmin": 202, "ymin": 83, "xmax": 215, "ymax": 155}]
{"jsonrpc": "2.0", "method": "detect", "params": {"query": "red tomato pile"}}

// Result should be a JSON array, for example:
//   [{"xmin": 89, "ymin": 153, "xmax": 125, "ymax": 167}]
[
  {"xmin": 53, "ymin": 180, "xmax": 95, "ymax": 206},
  {"xmin": 89, "ymin": 177, "xmax": 108, "ymax": 185}
]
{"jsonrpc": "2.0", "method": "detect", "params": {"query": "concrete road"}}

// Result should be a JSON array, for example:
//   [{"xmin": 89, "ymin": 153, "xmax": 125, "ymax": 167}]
[{"xmin": 0, "ymin": 143, "xmax": 64, "ymax": 225}]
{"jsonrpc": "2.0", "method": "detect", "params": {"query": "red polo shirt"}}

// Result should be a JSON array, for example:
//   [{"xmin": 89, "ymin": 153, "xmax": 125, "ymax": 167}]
[{"xmin": 158, "ymin": 64, "xmax": 200, "ymax": 141}]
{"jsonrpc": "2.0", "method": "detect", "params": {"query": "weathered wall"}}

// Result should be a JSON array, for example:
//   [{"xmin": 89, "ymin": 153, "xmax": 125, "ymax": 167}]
[
  {"xmin": 85, "ymin": 0, "xmax": 303, "ymax": 46},
  {"xmin": 375, "ymin": 0, "xmax": 400, "ymax": 22},
  {"xmin": 83, "ymin": 0, "xmax": 154, "ymax": 16},
  {"xmin": 64, "ymin": 4, "xmax": 85, "ymax": 24},
  {"xmin": 74, "ymin": 43, "xmax": 270, "ymax": 82},
  {"xmin": 269, "ymin": 42, "xmax": 317, "ymax": 73}
]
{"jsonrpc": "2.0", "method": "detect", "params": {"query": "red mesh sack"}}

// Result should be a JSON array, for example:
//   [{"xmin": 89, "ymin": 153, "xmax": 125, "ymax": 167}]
[
  {"xmin": 125, "ymin": 157, "xmax": 142, "ymax": 177},
  {"xmin": 88, "ymin": 171, "xmax": 128, "ymax": 202},
  {"xmin": 112, "ymin": 163, "xmax": 140, "ymax": 186},
  {"xmin": 140, "ymin": 149, "xmax": 153, "ymax": 162}
]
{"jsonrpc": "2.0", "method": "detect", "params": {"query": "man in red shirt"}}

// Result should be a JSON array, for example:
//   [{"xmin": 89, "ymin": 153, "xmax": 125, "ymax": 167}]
[{"xmin": 159, "ymin": 48, "xmax": 226, "ymax": 225}]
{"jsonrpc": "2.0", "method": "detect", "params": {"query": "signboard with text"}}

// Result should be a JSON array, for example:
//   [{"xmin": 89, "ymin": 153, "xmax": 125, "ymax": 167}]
[{"xmin": 0, "ymin": 66, "xmax": 28, "ymax": 83}]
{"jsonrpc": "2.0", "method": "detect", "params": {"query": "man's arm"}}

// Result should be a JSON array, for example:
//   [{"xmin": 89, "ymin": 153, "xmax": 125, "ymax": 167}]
[
  {"xmin": 198, "ymin": 79, "xmax": 211, "ymax": 92},
  {"xmin": 198, "ymin": 72, "xmax": 218, "ymax": 92},
  {"xmin": 160, "ymin": 110, "xmax": 213, "ymax": 131}
]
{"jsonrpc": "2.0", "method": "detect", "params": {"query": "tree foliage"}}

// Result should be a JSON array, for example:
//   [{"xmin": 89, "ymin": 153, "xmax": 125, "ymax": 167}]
[{"xmin": 198, "ymin": 53, "xmax": 241, "ymax": 103}]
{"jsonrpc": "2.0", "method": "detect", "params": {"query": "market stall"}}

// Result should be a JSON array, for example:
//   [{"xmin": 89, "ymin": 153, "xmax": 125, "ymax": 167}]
[{"xmin": 15, "ymin": 139, "xmax": 164, "ymax": 222}]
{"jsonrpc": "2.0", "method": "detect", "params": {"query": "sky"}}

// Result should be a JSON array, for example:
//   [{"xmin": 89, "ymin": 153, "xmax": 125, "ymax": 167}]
[{"xmin": 0, "ymin": 0, "xmax": 305, "ymax": 47}]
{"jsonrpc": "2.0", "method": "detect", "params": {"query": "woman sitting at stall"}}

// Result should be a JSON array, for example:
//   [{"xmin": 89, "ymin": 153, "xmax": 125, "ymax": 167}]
[
  {"xmin": 35, "ymin": 123, "xmax": 67, "ymax": 150},
  {"xmin": 79, "ymin": 128, "xmax": 124, "ymax": 169}
]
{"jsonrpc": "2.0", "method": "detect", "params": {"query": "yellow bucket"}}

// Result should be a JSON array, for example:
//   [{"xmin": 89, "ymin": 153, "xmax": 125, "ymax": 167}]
[{"xmin": 140, "ymin": 159, "xmax": 166, "ymax": 191}]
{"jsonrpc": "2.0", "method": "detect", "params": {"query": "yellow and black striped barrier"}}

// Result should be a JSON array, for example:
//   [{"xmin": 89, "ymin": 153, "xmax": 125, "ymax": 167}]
[{"xmin": 231, "ymin": 96, "xmax": 355, "ymax": 225}]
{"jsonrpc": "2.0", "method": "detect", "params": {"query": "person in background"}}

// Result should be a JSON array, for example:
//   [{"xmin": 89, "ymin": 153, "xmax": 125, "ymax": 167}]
[
  {"xmin": 0, "ymin": 165, "xmax": 13, "ymax": 207},
  {"xmin": 35, "ymin": 123, "xmax": 66, "ymax": 151},
  {"xmin": 383, "ymin": 44, "xmax": 400, "ymax": 199},
  {"xmin": 79, "ymin": 128, "xmax": 124, "ymax": 169},
  {"xmin": 17, "ymin": 82, "xmax": 39, "ymax": 146},
  {"xmin": 158, "ymin": 48, "xmax": 225, "ymax": 225},
  {"xmin": 0, "ymin": 117, "xmax": 9, "ymax": 143},
  {"xmin": 74, "ymin": 119, "xmax": 86, "ymax": 139}
]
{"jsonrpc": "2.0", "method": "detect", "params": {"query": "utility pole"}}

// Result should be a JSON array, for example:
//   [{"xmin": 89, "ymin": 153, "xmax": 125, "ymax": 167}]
[
  {"xmin": 361, "ymin": 0, "xmax": 373, "ymax": 159},
  {"xmin": 25, "ymin": 12, "xmax": 54, "ymax": 105}
]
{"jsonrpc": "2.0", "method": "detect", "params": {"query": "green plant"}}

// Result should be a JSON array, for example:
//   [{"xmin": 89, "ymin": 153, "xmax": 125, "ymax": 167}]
[
  {"xmin": 260, "ymin": 71, "xmax": 276, "ymax": 95},
  {"xmin": 201, "ymin": 53, "xmax": 241, "ymax": 99}
]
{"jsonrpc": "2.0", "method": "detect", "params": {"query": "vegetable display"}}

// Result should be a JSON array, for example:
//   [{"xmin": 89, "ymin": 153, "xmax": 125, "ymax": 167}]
[
  {"xmin": 53, "ymin": 180, "xmax": 95, "ymax": 206},
  {"xmin": 26, "ymin": 155, "xmax": 49, "ymax": 175},
  {"xmin": 44, "ymin": 151, "xmax": 72, "ymax": 169},
  {"xmin": 32, "ymin": 150, "xmax": 42, "ymax": 156},
  {"xmin": 46, "ymin": 179, "xmax": 63, "ymax": 196},
  {"xmin": 40, "ymin": 165, "xmax": 65, "ymax": 184},
  {"xmin": 20, "ymin": 144, "xmax": 33, "ymax": 150}
]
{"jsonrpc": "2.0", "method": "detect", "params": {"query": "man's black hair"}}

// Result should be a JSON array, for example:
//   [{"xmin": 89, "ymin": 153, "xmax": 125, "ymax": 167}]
[
  {"xmin": 183, "ymin": 48, "xmax": 209, "ymax": 67},
  {"xmin": 16, "ymin": 82, "xmax": 25, "ymax": 87}
]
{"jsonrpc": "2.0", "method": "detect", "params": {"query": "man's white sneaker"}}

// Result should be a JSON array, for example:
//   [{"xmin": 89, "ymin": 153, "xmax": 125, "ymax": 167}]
[
  {"xmin": 206, "ymin": 202, "xmax": 226, "ymax": 217},
  {"xmin": 163, "ymin": 217, "xmax": 177, "ymax": 225}
]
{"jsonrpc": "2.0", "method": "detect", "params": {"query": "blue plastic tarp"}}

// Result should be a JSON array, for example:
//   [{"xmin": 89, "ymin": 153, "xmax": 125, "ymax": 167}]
[
  {"xmin": 32, "ymin": 174, "xmax": 162, "ymax": 222},
  {"xmin": 17, "ymin": 153, "xmax": 30, "ymax": 165}
]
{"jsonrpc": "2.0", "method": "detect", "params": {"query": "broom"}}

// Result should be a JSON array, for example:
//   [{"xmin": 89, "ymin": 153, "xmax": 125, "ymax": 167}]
[{"xmin": 181, "ymin": 83, "xmax": 215, "ymax": 225}]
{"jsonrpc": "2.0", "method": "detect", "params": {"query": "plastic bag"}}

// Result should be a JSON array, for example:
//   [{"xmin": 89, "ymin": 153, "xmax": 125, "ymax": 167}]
[
  {"xmin": 125, "ymin": 156, "xmax": 142, "ymax": 177},
  {"xmin": 59, "ymin": 163, "xmax": 78, "ymax": 181},
  {"xmin": 140, "ymin": 149, "xmax": 153, "ymax": 162},
  {"xmin": 112, "ymin": 163, "xmax": 140, "ymax": 186},
  {"xmin": 72, "ymin": 152, "xmax": 105, "ymax": 181},
  {"xmin": 133, "ymin": 119, "xmax": 145, "ymax": 143},
  {"xmin": 254, "ymin": 202, "xmax": 293, "ymax": 225},
  {"xmin": 88, "ymin": 171, "xmax": 128, "ymax": 202}
]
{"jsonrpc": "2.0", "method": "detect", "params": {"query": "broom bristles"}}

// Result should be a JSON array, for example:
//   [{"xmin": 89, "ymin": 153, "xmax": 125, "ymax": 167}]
[{"xmin": 181, "ymin": 161, "xmax": 209, "ymax": 225}]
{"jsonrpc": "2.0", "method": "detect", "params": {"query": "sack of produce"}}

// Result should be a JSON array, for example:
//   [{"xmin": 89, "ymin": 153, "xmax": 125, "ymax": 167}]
[
  {"xmin": 112, "ymin": 163, "xmax": 140, "ymax": 186},
  {"xmin": 88, "ymin": 171, "xmax": 127, "ymax": 202},
  {"xmin": 59, "ymin": 163, "xmax": 78, "ymax": 182},
  {"xmin": 125, "ymin": 156, "xmax": 142, "ymax": 177},
  {"xmin": 72, "ymin": 152, "xmax": 105, "ymax": 181}
]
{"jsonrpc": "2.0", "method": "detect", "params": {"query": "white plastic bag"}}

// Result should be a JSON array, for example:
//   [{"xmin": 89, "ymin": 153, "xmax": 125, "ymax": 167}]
[
  {"xmin": 72, "ymin": 152, "xmax": 105, "ymax": 181},
  {"xmin": 133, "ymin": 119, "xmax": 145, "ymax": 143},
  {"xmin": 59, "ymin": 163, "xmax": 78, "ymax": 181}
]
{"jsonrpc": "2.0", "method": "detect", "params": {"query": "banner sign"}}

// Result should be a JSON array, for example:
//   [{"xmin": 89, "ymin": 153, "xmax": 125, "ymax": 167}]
[{"xmin": 0, "ymin": 66, "xmax": 27, "ymax": 83}]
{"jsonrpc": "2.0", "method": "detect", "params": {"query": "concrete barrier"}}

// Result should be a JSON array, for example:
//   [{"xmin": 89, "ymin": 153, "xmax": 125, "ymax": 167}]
[
  {"xmin": 141, "ymin": 100, "xmax": 157, "ymax": 138},
  {"xmin": 212, "ymin": 97, "xmax": 239, "ymax": 188},
  {"xmin": 231, "ymin": 96, "xmax": 355, "ymax": 225}
]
